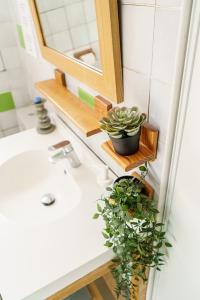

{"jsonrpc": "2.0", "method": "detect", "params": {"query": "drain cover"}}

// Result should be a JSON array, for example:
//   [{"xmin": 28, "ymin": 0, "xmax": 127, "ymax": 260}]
[{"xmin": 41, "ymin": 193, "xmax": 56, "ymax": 206}]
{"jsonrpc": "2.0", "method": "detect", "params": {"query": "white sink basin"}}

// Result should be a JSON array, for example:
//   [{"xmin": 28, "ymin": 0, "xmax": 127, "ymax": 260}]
[
  {"xmin": 0, "ymin": 117, "xmax": 116, "ymax": 300},
  {"xmin": 0, "ymin": 150, "xmax": 80, "ymax": 225}
]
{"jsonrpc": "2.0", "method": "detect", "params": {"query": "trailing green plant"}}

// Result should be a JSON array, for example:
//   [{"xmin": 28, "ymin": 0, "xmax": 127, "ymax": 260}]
[
  {"xmin": 99, "ymin": 107, "xmax": 146, "ymax": 139},
  {"xmin": 93, "ymin": 165, "xmax": 172, "ymax": 300}
]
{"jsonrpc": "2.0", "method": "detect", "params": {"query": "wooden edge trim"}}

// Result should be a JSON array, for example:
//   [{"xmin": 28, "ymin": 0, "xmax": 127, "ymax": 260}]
[
  {"xmin": 46, "ymin": 261, "xmax": 113, "ymax": 300},
  {"xmin": 29, "ymin": 0, "xmax": 123, "ymax": 103},
  {"xmin": 87, "ymin": 282, "xmax": 104, "ymax": 300},
  {"xmin": 54, "ymin": 69, "xmax": 66, "ymax": 87},
  {"xmin": 140, "ymin": 123, "xmax": 159, "ymax": 159},
  {"xmin": 74, "ymin": 48, "xmax": 96, "ymax": 60},
  {"xmin": 94, "ymin": 95, "xmax": 112, "ymax": 118}
]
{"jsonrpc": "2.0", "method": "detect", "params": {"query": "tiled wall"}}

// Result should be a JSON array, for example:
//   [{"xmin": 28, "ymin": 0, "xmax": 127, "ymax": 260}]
[
  {"xmin": 0, "ymin": 0, "xmax": 30, "ymax": 137},
  {"xmin": 37, "ymin": 0, "xmax": 100, "ymax": 66},
  {"xmin": 11, "ymin": 0, "xmax": 183, "ymax": 194},
  {"xmin": 121, "ymin": 0, "xmax": 182, "ymax": 192}
]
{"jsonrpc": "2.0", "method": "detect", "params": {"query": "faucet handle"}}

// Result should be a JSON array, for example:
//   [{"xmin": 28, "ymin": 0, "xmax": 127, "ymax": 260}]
[{"xmin": 48, "ymin": 140, "xmax": 71, "ymax": 151}]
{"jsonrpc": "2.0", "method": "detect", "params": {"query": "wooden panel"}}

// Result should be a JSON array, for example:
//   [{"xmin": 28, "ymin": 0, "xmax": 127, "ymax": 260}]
[
  {"xmin": 35, "ymin": 79, "xmax": 102, "ymax": 137},
  {"xmin": 29, "ymin": 0, "xmax": 123, "ymax": 103},
  {"xmin": 54, "ymin": 69, "xmax": 66, "ymax": 87},
  {"xmin": 140, "ymin": 123, "xmax": 158, "ymax": 159},
  {"xmin": 87, "ymin": 282, "xmax": 104, "ymax": 300},
  {"xmin": 46, "ymin": 261, "xmax": 113, "ymax": 300},
  {"xmin": 102, "ymin": 124, "xmax": 158, "ymax": 171},
  {"xmin": 74, "ymin": 48, "xmax": 96, "ymax": 60},
  {"xmin": 94, "ymin": 95, "xmax": 112, "ymax": 118}
]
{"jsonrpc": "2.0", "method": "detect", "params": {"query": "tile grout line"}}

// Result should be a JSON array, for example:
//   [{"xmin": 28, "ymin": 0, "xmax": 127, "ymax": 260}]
[
  {"xmin": 147, "ymin": 1, "xmax": 157, "ymax": 122},
  {"xmin": 121, "ymin": 3, "xmax": 181, "ymax": 10}
]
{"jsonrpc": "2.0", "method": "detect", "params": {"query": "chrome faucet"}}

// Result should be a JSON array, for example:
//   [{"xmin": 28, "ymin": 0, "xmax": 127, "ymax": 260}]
[{"xmin": 48, "ymin": 140, "xmax": 81, "ymax": 168}]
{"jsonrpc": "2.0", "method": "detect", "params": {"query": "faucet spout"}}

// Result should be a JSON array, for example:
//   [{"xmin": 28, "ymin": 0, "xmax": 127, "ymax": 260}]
[{"xmin": 48, "ymin": 140, "xmax": 81, "ymax": 168}]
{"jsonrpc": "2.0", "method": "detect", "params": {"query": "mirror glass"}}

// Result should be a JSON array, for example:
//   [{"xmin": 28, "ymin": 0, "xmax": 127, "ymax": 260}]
[{"xmin": 35, "ymin": 0, "xmax": 102, "ymax": 72}]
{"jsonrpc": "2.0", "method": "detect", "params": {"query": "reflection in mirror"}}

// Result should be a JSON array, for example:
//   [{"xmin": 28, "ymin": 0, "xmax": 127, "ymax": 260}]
[{"xmin": 35, "ymin": 0, "xmax": 102, "ymax": 72}]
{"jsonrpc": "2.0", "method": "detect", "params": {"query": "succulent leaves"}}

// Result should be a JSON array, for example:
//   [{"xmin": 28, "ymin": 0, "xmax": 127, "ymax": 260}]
[{"xmin": 99, "ymin": 107, "xmax": 146, "ymax": 139}]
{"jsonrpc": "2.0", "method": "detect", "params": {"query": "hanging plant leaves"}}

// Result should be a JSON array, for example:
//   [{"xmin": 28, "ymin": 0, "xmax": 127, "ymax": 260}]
[{"xmin": 93, "ymin": 166, "xmax": 172, "ymax": 299}]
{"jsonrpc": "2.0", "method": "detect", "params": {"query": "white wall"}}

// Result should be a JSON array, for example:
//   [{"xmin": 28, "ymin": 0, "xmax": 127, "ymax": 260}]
[
  {"xmin": 11, "ymin": 0, "xmax": 183, "ymax": 186},
  {"xmin": 152, "ymin": 4, "xmax": 200, "ymax": 298},
  {"xmin": 0, "ymin": 0, "xmax": 30, "ymax": 137}
]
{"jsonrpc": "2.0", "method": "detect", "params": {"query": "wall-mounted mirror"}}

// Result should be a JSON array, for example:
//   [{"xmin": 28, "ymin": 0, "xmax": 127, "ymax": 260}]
[
  {"xmin": 35, "ymin": 0, "xmax": 102, "ymax": 72},
  {"xmin": 29, "ymin": 0, "xmax": 123, "ymax": 103}
]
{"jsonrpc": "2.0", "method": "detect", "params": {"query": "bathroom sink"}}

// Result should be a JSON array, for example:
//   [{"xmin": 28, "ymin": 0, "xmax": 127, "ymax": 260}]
[{"xmin": 0, "ymin": 150, "xmax": 80, "ymax": 225}]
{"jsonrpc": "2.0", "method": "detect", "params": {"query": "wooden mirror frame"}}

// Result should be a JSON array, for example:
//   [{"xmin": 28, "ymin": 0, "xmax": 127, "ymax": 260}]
[{"xmin": 29, "ymin": 0, "xmax": 123, "ymax": 103}]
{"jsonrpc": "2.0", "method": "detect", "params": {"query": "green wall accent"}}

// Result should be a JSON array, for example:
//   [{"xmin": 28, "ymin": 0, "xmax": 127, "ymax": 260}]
[
  {"xmin": 0, "ymin": 92, "xmax": 15, "ymax": 112},
  {"xmin": 78, "ymin": 88, "xmax": 95, "ymax": 109},
  {"xmin": 16, "ymin": 24, "xmax": 25, "ymax": 49}
]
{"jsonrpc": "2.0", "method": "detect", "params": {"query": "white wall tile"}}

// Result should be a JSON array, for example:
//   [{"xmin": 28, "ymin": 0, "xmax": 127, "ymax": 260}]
[
  {"xmin": 0, "ymin": 0, "xmax": 30, "ymax": 133},
  {"xmin": 84, "ymin": 0, "xmax": 96, "ymax": 22},
  {"xmin": 46, "ymin": 8, "xmax": 68, "ymax": 34},
  {"xmin": 45, "ymin": 36, "xmax": 55, "ymax": 49},
  {"xmin": 70, "ymin": 25, "xmax": 90, "ymax": 48},
  {"xmin": 151, "ymin": 8, "xmax": 181, "ymax": 84},
  {"xmin": 156, "ymin": 0, "xmax": 183, "ymax": 7},
  {"xmin": 37, "ymin": 0, "xmax": 64, "ymax": 12},
  {"xmin": 0, "ymin": 71, "xmax": 9, "ymax": 90},
  {"xmin": 149, "ymin": 141, "xmax": 165, "ymax": 184},
  {"xmin": 0, "ymin": 0, "xmax": 11, "ymax": 22},
  {"xmin": 0, "ymin": 23, "xmax": 16, "ymax": 50},
  {"xmin": 0, "ymin": 55, "xmax": 5, "ymax": 72},
  {"xmin": 40, "ymin": 14, "xmax": 51, "ymax": 36},
  {"xmin": 1, "ymin": 46, "xmax": 21, "ymax": 70},
  {"xmin": 123, "ymin": 68, "xmax": 149, "ymax": 114},
  {"xmin": 121, "ymin": 0, "xmax": 155, "ymax": 4},
  {"xmin": 149, "ymin": 79, "xmax": 172, "ymax": 143},
  {"xmin": 87, "ymin": 21, "xmax": 98, "ymax": 43},
  {"xmin": 53, "ymin": 31, "xmax": 72, "ymax": 52},
  {"xmin": 66, "ymin": 2, "xmax": 86, "ymax": 27},
  {"xmin": 7, "ymin": 68, "xmax": 26, "ymax": 89},
  {"xmin": 121, "ymin": 5, "xmax": 155, "ymax": 75},
  {"xmin": 0, "ymin": 109, "xmax": 18, "ymax": 130},
  {"xmin": 35, "ymin": 0, "xmax": 46, "ymax": 13},
  {"xmin": 45, "ymin": 0, "xmax": 64, "ymax": 11},
  {"xmin": 11, "ymin": 89, "xmax": 30, "ymax": 108},
  {"xmin": 64, "ymin": 0, "xmax": 81, "ymax": 6}
]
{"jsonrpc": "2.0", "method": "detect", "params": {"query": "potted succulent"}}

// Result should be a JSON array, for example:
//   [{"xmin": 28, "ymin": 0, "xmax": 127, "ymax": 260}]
[
  {"xmin": 93, "ymin": 165, "xmax": 172, "ymax": 300},
  {"xmin": 99, "ymin": 107, "xmax": 146, "ymax": 156}
]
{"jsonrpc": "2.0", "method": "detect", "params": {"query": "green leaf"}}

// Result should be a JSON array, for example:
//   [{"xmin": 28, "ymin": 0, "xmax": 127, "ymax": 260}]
[
  {"xmin": 104, "ymin": 241, "xmax": 113, "ymax": 248},
  {"xmin": 106, "ymin": 186, "xmax": 113, "ymax": 191},
  {"xmin": 93, "ymin": 213, "xmax": 99, "ymax": 219},
  {"xmin": 165, "ymin": 242, "xmax": 172, "ymax": 247},
  {"xmin": 97, "ymin": 203, "xmax": 102, "ymax": 213},
  {"xmin": 139, "ymin": 165, "xmax": 147, "ymax": 172},
  {"xmin": 102, "ymin": 231, "xmax": 109, "ymax": 239},
  {"xmin": 155, "ymin": 223, "xmax": 164, "ymax": 227}
]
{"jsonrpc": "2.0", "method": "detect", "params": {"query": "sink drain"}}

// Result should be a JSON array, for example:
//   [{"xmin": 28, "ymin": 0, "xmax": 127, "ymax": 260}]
[{"xmin": 41, "ymin": 193, "xmax": 56, "ymax": 206}]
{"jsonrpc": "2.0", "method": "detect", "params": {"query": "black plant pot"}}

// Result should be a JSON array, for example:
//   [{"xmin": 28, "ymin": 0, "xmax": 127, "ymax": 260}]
[
  {"xmin": 114, "ymin": 175, "xmax": 145, "ymax": 193},
  {"xmin": 114, "ymin": 175, "xmax": 135, "ymax": 184},
  {"xmin": 110, "ymin": 130, "xmax": 140, "ymax": 156}
]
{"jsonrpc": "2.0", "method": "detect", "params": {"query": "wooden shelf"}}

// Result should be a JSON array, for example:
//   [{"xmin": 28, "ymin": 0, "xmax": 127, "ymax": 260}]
[
  {"xmin": 102, "ymin": 123, "xmax": 158, "ymax": 171},
  {"xmin": 35, "ymin": 79, "xmax": 103, "ymax": 137}
]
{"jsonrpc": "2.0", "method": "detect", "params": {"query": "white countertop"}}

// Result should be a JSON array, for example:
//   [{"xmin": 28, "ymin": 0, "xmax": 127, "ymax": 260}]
[{"xmin": 0, "ymin": 116, "xmax": 115, "ymax": 300}]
